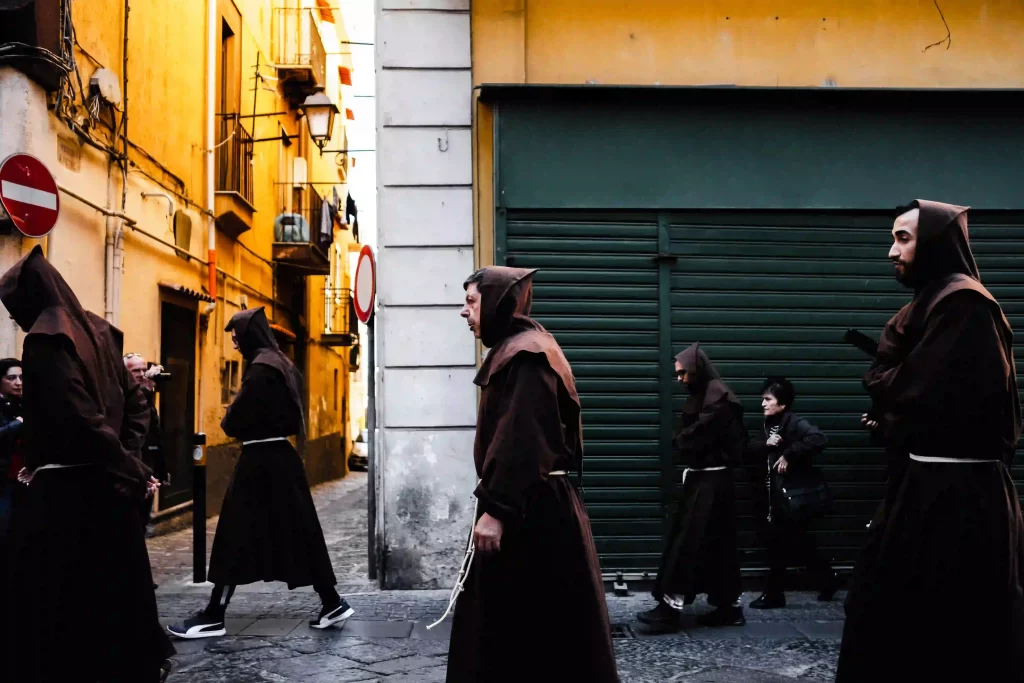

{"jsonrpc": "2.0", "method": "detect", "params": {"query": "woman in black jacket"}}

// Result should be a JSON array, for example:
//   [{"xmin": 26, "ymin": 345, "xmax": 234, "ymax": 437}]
[
  {"xmin": 748, "ymin": 377, "xmax": 839, "ymax": 609},
  {"xmin": 0, "ymin": 358, "xmax": 24, "ymax": 546}
]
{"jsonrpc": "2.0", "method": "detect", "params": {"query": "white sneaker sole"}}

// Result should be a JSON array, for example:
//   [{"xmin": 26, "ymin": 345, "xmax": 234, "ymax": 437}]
[
  {"xmin": 167, "ymin": 624, "xmax": 227, "ymax": 639},
  {"xmin": 310, "ymin": 606, "xmax": 354, "ymax": 630}
]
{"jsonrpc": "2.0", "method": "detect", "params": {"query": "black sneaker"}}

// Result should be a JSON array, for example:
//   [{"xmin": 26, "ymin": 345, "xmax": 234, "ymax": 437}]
[
  {"xmin": 750, "ymin": 592, "xmax": 786, "ymax": 610},
  {"xmin": 167, "ymin": 610, "xmax": 227, "ymax": 639},
  {"xmin": 696, "ymin": 605, "xmax": 746, "ymax": 627},
  {"xmin": 636, "ymin": 601, "xmax": 681, "ymax": 633},
  {"xmin": 310, "ymin": 598, "xmax": 354, "ymax": 630}
]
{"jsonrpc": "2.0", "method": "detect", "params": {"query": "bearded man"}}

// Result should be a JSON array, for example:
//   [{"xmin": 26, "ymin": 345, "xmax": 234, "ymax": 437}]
[
  {"xmin": 837, "ymin": 200, "xmax": 1024, "ymax": 682},
  {"xmin": 446, "ymin": 266, "xmax": 619, "ymax": 683}
]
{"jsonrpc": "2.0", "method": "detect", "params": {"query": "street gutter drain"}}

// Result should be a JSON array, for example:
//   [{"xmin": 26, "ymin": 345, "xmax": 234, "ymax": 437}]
[{"xmin": 610, "ymin": 623, "xmax": 636, "ymax": 639}]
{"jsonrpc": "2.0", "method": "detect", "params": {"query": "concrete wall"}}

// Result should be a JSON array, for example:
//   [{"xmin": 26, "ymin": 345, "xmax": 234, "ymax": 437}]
[{"xmin": 375, "ymin": 0, "xmax": 478, "ymax": 588}]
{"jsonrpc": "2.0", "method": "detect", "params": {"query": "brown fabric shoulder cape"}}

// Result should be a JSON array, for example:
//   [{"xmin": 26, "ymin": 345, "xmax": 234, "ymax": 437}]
[
  {"xmin": 225, "ymin": 307, "xmax": 306, "ymax": 438},
  {"xmin": 864, "ymin": 199, "xmax": 1021, "ymax": 460}
]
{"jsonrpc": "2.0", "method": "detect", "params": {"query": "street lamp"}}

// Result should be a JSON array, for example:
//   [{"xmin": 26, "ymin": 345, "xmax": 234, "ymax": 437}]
[{"xmin": 300, "ymin": 85, "xmax": 339, "ymax": 153}]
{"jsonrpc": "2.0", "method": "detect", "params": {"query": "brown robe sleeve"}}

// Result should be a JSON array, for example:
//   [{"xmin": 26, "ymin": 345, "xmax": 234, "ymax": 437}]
[
  {"xmin": 865, "ymin": 290, "xmax": 1016, "ymax": 461},
  {"xmin": 474, "ymin": 354, "xmax": 571, "ymax": 525},
  {"xmin": 22, "ymin": 335, "xmax": 151, "ymax": 489}
]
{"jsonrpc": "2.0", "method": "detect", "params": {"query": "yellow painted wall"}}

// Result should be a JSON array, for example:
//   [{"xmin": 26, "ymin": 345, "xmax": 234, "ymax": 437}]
[
  {"xmin": 473, "ymin": 0, "xmax": 1024, "ymax": 88},
  {"xmin": 11, "ymin": 0, "xmax": 360, "ymax": 471},
  {"xmin": 470, "ymin": 0, "xmax": 1024, "ymax": 265}
]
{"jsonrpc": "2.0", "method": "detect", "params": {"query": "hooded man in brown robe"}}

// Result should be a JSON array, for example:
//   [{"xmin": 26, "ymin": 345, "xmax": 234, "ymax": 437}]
[
  {"xmin": 168, "ymin": 307, "xmax": 352, "ymax": 639},
  {"xmin": 636, "ymin": 344, "xmax": 747, "ymax": 632},
  {"xmin": 837, "ymin": 200, "xmax": 1024, "ymax": 682},
  {"xmin": 447, "ymin": 266, "xmax": 619, "ymax": 683},
  {"xmin": 0, "ymin": 245, "xmax": 174, "ymax": 683}
]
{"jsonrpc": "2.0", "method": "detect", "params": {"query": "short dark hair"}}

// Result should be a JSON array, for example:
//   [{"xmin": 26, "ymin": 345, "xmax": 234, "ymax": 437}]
[
  {"xmin": 463, "ymin": 269, "xmax": 486, "ymax": 291},
  {"xmin": 0, "ymin": 358, "xmax": 21, "ymax": 380},
  {"xmin": 761, "ymin": 376, "xmax": 795, "ymax": 409}
]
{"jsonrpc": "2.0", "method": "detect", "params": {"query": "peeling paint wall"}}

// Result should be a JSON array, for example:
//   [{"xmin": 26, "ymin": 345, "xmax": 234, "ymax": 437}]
[{"xmin": 376, "ymin": 0, "xmax": 477, "ymax": 590}]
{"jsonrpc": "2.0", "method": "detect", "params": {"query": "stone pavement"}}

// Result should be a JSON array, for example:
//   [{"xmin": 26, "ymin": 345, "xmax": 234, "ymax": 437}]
[{"xmin": 150, "ymin": 473, "xmax": 845, "ymax": 681}]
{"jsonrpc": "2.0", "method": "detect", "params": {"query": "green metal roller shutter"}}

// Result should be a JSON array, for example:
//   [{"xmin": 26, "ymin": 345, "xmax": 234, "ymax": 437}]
[
  {"xmin": 503, "ymin": 211, "xmax": 666, "ymax": 573},
  {"xmin": 504, "ymin": 208, "xmax": 1024, "ymax": 578}
]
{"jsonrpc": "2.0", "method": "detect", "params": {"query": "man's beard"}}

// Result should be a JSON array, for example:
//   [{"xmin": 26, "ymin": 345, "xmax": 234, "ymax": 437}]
[{"xmin": 893, "ymin": 260, "xmax": 914, "ymax": 287}]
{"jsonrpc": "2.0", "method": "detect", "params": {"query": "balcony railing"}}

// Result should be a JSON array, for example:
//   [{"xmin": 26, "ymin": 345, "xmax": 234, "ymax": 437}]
[
  {"xmin": 272, "ymin": 7, "xmax": 326, "ymax": 104},
  {"xmin": 322, "ymin": 287, "xmax": 357, "ymax": 346},
  {"xmin": 272, "ymin": 185, "xmax": 335, "ymax": 274},
  {"xmin": 216, "ymin": 115, "xmax": 254, "ymax": 205}
]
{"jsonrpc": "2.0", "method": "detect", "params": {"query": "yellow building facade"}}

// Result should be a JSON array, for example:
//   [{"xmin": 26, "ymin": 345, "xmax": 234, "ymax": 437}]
[{"xmin": 0, "ymin": 0, "xmax": 363, "ymax": 523}]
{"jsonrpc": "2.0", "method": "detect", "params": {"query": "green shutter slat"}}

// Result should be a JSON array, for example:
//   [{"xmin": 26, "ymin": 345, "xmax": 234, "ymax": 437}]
[{"xmin": 505, "ymin": 212, "xmax": 664, "ymax": 573}]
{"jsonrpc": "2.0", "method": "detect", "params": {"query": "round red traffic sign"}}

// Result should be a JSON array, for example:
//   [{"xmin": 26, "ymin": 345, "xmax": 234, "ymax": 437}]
[
  {"xmin": 0, "ymin": 153, "xmax": 60, "ymax": 238},
  {"xmin": 353, "ymin": 244, "xmax": 375, "ymax": 324}
]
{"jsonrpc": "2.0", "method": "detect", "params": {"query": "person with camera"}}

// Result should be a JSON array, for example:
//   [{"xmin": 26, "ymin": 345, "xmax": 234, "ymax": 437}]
[
  {"xmin": 747, "ymin": 377, "xmax": 839, "ymax": 610},
  {"xmin": 124, "ymin": 353, "xmax": 170, "ymax": 530}
]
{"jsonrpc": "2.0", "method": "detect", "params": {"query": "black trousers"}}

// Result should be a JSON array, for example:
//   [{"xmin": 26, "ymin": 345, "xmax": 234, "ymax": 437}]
[{"xmin": 763, "ymin": 515, "xmax": 833, "ymax": 594}]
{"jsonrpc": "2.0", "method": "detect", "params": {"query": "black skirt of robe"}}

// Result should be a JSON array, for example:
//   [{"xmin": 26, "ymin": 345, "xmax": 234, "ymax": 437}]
[
  {"xmin": 837, "ymin": 459, "xmax": 1024, "ymax": 682},
  {"xmin": 4, "ymin": 466, "xmax": 174, "ymax": 683},
  {"xmin": 653, "ymin": 468, "xmax": 741, "ymax": 603},
  {"xmin": 446, "ymin": 477, "xmax": 620, "ymax": 683},
  {"xmin": 208, "ymin": 439, "xmax": 336, "ymax": 589}
]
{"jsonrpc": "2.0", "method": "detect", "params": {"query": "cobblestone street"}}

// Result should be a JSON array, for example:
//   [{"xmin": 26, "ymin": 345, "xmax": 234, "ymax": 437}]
[{"xmin": 151, "ymin": 474, "xmax": 844, "ymax": 682}]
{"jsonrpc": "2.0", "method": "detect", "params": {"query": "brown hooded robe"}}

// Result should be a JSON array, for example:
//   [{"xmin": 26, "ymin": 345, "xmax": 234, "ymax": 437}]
[
  {"xmin": 207, "ymin": 307, "xmax": 336, "ymax": 589},
  {"xmin": 651, "ymin": 343, "xmax": 746, "ymax": 604},
  {"xmin": 446, "ymin": 267, "xmax": 619, "ymax": 683},
  {"xmin": 837, "ymin": 201, "xmax": 1024, "ymax": 682},
  {"xmin": 0, "ymin": 245, "xmax": 173, "ymax": 682}
]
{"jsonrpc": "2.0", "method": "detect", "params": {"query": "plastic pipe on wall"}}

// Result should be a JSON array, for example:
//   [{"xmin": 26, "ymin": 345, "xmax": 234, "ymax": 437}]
[{"xmin": 206, "ymin": 0, "xmax": 217, "ymax": 300}]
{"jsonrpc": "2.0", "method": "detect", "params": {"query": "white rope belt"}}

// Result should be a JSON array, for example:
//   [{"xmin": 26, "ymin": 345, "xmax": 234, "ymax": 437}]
[
  {"xmin": 34, "ymin": 463, "xmax": 90, "ymax": 473},
  {"xmin": 682, "ymin": 465, "xmax": 727, "ymax": 485},
  {"xmin": 909, "ymin": 454, "xmax": 999, "ymax": 464},
  {"xmin": 242, "ymin": 437, "xmax": 289, "ymax": 446},
  {"xmin": 427, "ymin": 492, "xmax": 479, "ymax": 631},
  {"xmin": 426, "ymin": 470, "xmax": 574, "ymax": 631}
]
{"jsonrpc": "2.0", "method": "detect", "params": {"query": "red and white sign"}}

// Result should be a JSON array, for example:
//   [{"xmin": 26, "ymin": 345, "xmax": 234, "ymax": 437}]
[
  {"xmin": 353, "ymin": 244, "xmax": 376, "ymax": 324},
  {"xmin": 0, "ymin": 154, "xmax": 60, "ymax": 238}
]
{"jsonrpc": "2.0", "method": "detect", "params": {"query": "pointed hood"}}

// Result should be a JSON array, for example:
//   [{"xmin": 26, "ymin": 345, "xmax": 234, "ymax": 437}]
[
  {"xmin": 472, "ymin": 266, "xmax": 538, "ymax": 350},
  {"xmin": 0, "ymin": 245, "xmax": 119, "ymax": 407},
  {"xmin": 903, "ymin": 199, "xmax": 978, "ymax": 291}
]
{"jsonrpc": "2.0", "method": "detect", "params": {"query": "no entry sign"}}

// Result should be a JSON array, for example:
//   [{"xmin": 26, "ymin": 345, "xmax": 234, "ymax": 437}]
[
  {"xmin": 0, "ymin": 153, "xmax": 60, "ymax": 238},
  {"xmin": 353, "ymin": 244, "xmax": 376, "ymax": 324}
]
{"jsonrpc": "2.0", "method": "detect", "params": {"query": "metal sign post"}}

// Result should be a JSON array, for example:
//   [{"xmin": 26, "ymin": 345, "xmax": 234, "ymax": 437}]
[{"xmin": 192, "ymin": 432, "xmax": 207, "ymax": 584}]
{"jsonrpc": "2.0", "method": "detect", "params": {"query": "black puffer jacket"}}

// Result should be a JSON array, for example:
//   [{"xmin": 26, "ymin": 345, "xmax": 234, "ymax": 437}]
[{"xmin": 747, "ymin": 411, "xmax": 826, "ymax": 472}]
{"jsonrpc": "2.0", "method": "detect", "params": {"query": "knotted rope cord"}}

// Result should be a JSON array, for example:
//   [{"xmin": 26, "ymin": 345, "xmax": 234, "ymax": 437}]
[{"xmin": 426, "ymin": 493, "xmax": 479, "ymax": 630}]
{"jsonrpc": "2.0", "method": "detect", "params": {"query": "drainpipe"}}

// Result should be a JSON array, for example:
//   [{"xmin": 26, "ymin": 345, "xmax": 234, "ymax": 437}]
[
  {"xmin": 206, "ymin": 0, "xmax": 217, "ymax": 300},
  {"xmin": 104, "ymin": 160, "xmax": 118, "ymax": 323}
]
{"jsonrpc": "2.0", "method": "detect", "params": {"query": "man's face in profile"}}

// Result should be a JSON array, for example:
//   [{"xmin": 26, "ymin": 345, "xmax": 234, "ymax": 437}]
[{"xmin": 890, "ymin": 208, "xmax": 919, "ymax": 285}]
